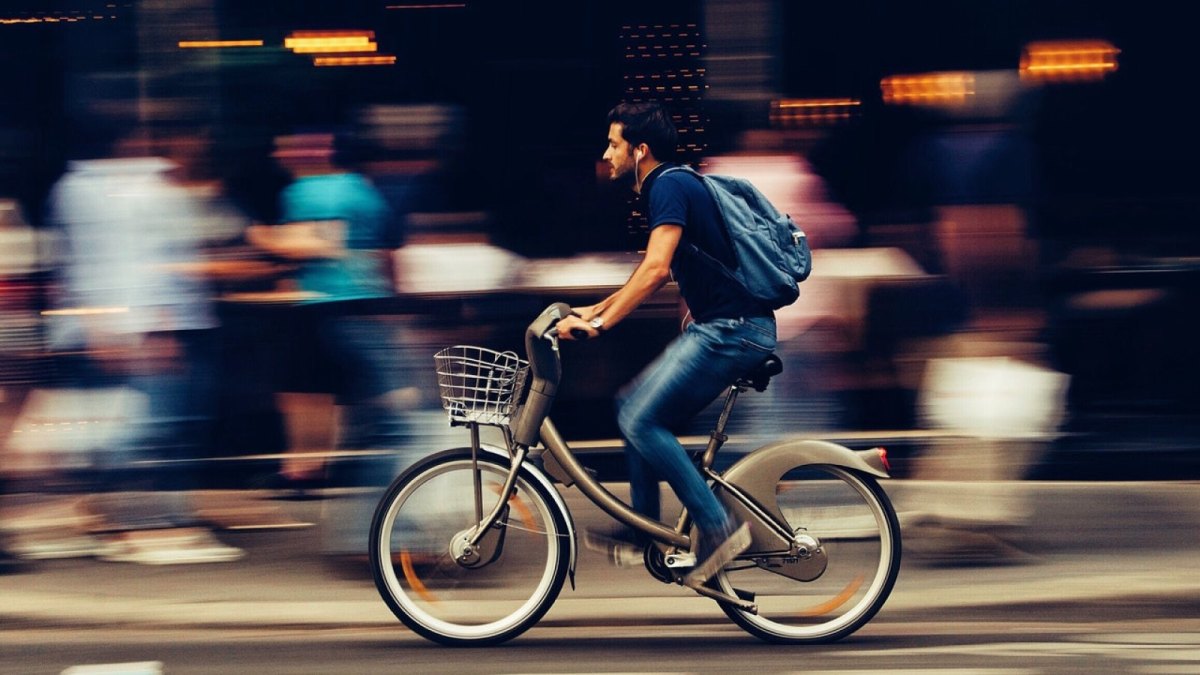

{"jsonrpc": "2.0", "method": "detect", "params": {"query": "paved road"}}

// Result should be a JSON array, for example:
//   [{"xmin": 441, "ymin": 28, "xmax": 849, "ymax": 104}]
[
  {"xmin": 3, "ymin": 601, "xmax": 1199, "ymax": 674},
  {"xmin": 1, "ymin": 481, "xmax": 1197, "ymax": 673}
]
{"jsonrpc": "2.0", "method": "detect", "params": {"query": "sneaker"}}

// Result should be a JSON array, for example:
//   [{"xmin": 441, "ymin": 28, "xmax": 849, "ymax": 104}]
[
  {"xmin": 583, "ymin": 526, "xmax": 645, "ymax": 568},
  {"xmin": 8, "ymin": 532, "xmax": 113, "ymax": 560},
  {"xmin": 0, "ymin": 547, "xmax": 27, "ymax": 574},
  {"xmin": 684, "ymin": 520, "xmax": 751, "ymax": 586},
  {"xmin": 98, "ymin": 528, "xmax": 244, "ymax": 565}
]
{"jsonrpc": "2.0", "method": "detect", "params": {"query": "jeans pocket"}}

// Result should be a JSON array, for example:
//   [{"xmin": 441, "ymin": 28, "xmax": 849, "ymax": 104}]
[
  {"xmin": 739, "ymin": 335, "xmax": 775, "ymax": 354},
  {"xmin": 739, "ymin": 317, "xmax": 776, "ymax": 354}
]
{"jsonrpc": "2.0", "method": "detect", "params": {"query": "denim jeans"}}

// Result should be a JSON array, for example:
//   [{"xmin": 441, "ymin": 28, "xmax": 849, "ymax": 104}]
[{"xmin": 616, "ymin": 316, "xmax": 777, "ymax": 534}]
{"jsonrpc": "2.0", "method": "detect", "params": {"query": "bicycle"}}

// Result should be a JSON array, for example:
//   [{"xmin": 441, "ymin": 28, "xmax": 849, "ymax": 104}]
[{"xmin": 370, "ymin": 302, "xmax": 901, "ymax": 646}]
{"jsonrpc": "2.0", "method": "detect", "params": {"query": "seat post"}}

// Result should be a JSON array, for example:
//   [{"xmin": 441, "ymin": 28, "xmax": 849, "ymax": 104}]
[{"xmin": 699, "ymin": 384, "xmax": 742, "ymax": 470}]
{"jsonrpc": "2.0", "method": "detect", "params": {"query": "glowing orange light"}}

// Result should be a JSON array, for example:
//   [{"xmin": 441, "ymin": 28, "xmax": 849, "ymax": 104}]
[
  {"xmin": 770, "ymin": 98, "xmax": 861, "ymax": 127},
  {"xmin": 313, "ymin": 55, "xmax": 397, "ymax": 67},
  {"xmin": 284, "ymin": 31, "xmax": 377, "ymax": 54},
  {"xmin": 881, "ymin": 72, "xmax": 975, "ymax": 106},
  {"xmin": 178, "ymin": 39, "xmax": 264, "ymax": 49},
  {"xmin": 1020, "ymin": 40, "xmax": 1119, "ymax": 82}
]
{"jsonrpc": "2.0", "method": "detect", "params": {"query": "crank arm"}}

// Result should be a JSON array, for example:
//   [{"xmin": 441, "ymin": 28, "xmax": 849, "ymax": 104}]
[{"xmin": 682, "ymin": 578, "xmax": 758, "ymax": 614}]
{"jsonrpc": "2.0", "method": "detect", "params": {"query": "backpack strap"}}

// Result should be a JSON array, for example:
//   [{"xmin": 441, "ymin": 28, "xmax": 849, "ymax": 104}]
[{"xmin": 652, "ymin": 165, "xmax": 749, "ymax": 296}]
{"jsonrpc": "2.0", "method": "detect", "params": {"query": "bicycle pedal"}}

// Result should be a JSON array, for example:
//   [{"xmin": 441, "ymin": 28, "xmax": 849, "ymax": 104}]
[{"xmin": 663, "ymin": 551, "xmax": 695, "ymax": 569}]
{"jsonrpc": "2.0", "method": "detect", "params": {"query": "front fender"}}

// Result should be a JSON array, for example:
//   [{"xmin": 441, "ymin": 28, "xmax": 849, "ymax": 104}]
[
  {"xmin": 716, "ymin": 439, "xmax": 888, "ymax": 555},
  {"xmin": 474, "ymin": 444, "xmax": 579, "ymax": 587}
]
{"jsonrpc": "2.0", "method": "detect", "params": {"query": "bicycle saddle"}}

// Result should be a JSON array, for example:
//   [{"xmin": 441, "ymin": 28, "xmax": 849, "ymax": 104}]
[{"xmin": 736, "ymin": 354, "xmax": 783, "ymax": 392}]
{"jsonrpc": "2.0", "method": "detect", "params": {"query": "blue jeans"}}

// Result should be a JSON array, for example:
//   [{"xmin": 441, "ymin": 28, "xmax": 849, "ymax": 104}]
[{"xmin": 616, "ymin": 316, "xmax": 777, "ymax": 534}]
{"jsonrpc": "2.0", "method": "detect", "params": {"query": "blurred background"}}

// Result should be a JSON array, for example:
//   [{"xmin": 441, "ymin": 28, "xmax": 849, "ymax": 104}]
[{"xmin": 1, "ymin": 0, "xmax": 1199, "ymax": 567}]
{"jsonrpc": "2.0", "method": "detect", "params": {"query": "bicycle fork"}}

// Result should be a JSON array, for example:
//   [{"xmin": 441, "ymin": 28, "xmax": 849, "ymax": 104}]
[{"xmin": 451, "ymin": 424, "xmax": 526, "ymax": 568}]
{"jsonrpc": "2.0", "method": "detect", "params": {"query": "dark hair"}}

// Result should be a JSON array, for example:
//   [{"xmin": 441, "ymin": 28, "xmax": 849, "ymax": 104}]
[{"xmin": 607, "ymin": 102, "xmax": 678, "ymax": 161}]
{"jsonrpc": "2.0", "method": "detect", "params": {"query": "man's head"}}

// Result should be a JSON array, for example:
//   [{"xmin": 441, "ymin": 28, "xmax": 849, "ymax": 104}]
[
  {"xmin": 271, "ymin": 132, "xmax": 338, "ymax": 178},
  {"xmin": 602, "ymin": 102, "xmax": 677, "ymax": 181}
]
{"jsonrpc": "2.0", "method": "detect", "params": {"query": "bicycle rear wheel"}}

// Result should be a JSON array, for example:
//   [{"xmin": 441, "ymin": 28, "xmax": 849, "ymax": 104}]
[
  {"xmin": 370, "ymin": 449, "xmax": 571, "ymax": 645},
  {"xmin": 717, "ymin": 465, "xmax": 900, "ymax": 643}
]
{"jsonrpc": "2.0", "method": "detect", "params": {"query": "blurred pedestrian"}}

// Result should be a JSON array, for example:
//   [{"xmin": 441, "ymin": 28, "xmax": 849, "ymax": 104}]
[
  {"xmin": 246, "ymin": 130, "xmax": 413, "ymax": 563},
  {"xmin": 40, "ymin": 124, "xmax": 242, "ymax": 564},
  {"xmin": 0, "ymin": 199, "xmax": 46, "ymax": 572}
]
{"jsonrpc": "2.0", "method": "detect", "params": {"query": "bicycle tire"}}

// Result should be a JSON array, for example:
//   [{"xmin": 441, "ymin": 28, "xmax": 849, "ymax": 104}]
[
  {"xmin": 369, "ymin": 449, "xmax": 571, "ymax": 646},
  {"xmin": 716, "ymin": 465, "xmax": 901, "ymax": 644}
]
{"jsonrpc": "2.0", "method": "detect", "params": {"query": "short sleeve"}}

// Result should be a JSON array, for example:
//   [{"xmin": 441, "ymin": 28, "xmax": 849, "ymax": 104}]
[{"xmin": 647, "ymin": 173, "xmax": 689, "ymax": 230}]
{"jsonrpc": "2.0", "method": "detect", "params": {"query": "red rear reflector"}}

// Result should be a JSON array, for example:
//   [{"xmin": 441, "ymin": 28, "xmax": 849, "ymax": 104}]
[{"xmin": 877, "ymin": 447, "xmax": 891, "ymax": 471}]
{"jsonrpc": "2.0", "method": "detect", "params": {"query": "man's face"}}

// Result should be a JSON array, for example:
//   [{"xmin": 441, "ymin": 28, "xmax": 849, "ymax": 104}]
[
  {"xmin": 272, "ymin": 133, "xmax": 334, "ymax": 176},
  {"xmin": 602, "ymin": 123, "xmax": 637, "ymax": 181}
]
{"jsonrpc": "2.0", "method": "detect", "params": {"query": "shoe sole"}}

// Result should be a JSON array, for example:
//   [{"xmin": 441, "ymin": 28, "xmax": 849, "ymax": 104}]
[{"xmin": 684, "ymin": 523, "xmax": 751, "ymax": 586}]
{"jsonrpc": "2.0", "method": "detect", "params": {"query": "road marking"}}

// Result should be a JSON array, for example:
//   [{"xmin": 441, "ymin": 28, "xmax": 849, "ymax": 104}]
[
  {"xmin": 833, "ymin": 640, "xmax": 1200, "ymax": 660},
  {"xmin": 800, "ymin": 671, "xmax": 1035, "ymax": 675},
  {"xmin": 61, "ymin": 663, "xmax": 163, "ymax": 675}
]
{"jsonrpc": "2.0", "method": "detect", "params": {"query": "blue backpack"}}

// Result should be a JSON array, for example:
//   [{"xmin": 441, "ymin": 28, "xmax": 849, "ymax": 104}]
[{"xmin": 665, "ymin": 166, "xmax": 812, "ymax": 309}]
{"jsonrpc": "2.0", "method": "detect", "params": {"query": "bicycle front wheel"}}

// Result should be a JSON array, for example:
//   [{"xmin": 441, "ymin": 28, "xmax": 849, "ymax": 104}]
[
  {"xmin": 717, "ymin": 465, "xmax": 900, "ymax": 643},
  {"xmin": 370, "ymin": 449, "xmax": 571, "ymax": 646}
]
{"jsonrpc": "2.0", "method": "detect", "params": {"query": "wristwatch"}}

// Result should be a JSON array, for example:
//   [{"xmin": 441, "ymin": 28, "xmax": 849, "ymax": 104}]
[{"xmin": 588, "ymin": 316, "xmax": 606, "ymax": 332}]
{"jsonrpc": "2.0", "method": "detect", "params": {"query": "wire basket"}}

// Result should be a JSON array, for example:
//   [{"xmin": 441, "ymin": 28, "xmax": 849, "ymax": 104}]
[{"xmin": 434, "ymin": 345, "xmax": 530, "ymax": 426}]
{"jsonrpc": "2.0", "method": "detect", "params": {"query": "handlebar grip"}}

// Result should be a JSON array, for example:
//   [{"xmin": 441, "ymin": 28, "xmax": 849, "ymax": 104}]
[
  {"xmin": 547, "ymin": 302, "xmax": 575, "ymax": 321},
  {"xmin": 569, "ymin": 327, "xmax": 590, "ymax": 341}
]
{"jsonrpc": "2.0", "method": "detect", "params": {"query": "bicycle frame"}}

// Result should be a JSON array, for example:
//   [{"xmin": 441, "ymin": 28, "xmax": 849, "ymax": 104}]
[{"xmin": 459, "ymin": 302, "xmax": 889, "ymax": 611}]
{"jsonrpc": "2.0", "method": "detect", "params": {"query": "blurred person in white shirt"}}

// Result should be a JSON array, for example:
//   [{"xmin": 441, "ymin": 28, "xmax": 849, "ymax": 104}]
[{"xmin": 42, "ymin": 121, "xmax": 242, "ymax": 565}]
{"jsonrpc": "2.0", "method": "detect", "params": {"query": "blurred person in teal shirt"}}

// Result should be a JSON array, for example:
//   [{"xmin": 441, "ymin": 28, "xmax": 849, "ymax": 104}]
[{"xmin": 247, "ymin": 130, "xmax": 413, "ymax": 561}]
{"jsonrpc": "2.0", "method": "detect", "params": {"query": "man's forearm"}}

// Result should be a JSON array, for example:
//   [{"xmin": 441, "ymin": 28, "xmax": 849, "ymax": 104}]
[
  {"xmin": 246, "ymin": 222, "xmax": 345, "ymax": 260},
  {"xmin": 570, "ymin": 224, "xmax": 680, "ymax": 335},
  {"xmin": 591, "ymin": 260, "xmax": 670, "ymax": 327}
]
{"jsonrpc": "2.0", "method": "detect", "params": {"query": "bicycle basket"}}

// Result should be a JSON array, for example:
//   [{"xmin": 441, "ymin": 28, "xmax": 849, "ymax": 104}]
[{"xmin": 434, "ymin": 345, "xmax": 529, "ymax": 426}]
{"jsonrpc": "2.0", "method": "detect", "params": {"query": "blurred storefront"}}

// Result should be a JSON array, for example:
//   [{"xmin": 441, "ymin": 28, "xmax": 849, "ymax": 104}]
[{"xmin": 1, "ymin": 0, "xmax": 1198, "ymax": 485}]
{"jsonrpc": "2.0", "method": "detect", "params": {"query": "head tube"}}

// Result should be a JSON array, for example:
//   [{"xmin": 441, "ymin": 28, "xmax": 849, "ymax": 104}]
[{"xmin": 511, "ymin": 302, "xmax": 572, "ymax": 446}]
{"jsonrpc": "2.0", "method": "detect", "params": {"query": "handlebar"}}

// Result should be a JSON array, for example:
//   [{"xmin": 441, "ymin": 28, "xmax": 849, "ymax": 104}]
[
  {"xmin": 512, "ymin": 302, "xmax": 574, "ymax": 447},
  {"xmin": 536, "ymin": 306, "xmax": 590, "ymax": 342}
]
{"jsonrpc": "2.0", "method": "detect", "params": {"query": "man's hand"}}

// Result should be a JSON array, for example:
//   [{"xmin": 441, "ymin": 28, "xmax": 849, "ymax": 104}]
[
  {"xmin": 556, "ymin": 314, "xmax": 598, "ymax": 341},
  {"xmin": 246, "ymin": 221, "xmax": 346, "ymax": 260}
]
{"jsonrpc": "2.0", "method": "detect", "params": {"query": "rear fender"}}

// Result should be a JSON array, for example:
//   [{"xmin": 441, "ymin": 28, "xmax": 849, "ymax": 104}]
[{"xmin": 716, "ymin": 440, "xmax": 889, "ymax": 555}]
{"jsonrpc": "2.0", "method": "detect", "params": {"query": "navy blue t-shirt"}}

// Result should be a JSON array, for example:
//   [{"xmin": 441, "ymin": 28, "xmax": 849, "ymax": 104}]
[{"xmin": 643, "ymin": 164, "xmax": 768, "ymax": 322}]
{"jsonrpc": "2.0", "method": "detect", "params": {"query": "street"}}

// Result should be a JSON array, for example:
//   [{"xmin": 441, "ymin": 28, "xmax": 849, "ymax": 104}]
[
  {"xmin": 4, "ymin": 603, "xmax": 1199, "ymax": 674},
  {"xmin": 1, "ymin": 481, "xmax": 1198, "ymax": 674}
]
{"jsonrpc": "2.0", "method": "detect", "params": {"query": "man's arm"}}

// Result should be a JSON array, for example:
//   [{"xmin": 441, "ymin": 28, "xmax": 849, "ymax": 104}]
[
  {"xmin": 246, "ymin": 220, "xmax": 347, "ymax": 260},
  {"xmin": 558, "ymin": 223, "xmax": 682, "ymax": 340}
]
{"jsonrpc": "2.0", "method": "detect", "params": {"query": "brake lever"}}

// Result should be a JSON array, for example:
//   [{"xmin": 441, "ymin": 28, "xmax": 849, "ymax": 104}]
[{"xmin": 542, "ymin": 310, "xmax": 591, "ymax": 343}]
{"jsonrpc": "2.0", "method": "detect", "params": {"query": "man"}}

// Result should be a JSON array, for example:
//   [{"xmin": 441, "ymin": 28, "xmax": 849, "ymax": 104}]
[
  {"xmin": 556, "ymin": 102, "xmax": 777, "ymax": 585},
  {"xmin": 44, "ymin": 128, "xmax": 242, "ymax": 564}
]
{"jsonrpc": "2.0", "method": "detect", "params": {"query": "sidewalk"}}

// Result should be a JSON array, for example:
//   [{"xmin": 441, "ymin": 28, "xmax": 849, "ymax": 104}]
[{"xmin": 1, "ymin": 481, "xmax": 1197, "ymax": 631}]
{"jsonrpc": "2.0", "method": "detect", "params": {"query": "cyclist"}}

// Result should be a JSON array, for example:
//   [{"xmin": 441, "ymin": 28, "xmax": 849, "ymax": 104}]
[{"xmin": 556, "ymin": 102, "xmax": 778, "ymax": 585}]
